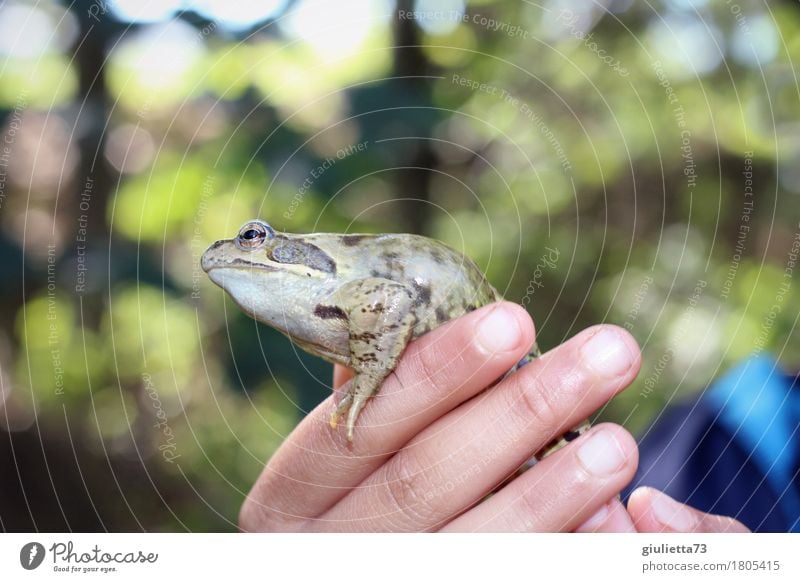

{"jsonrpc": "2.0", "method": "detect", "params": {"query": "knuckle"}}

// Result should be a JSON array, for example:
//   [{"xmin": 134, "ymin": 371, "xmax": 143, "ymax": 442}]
[
  {"xmin": 399, "ymin": 327, "xmax": 478, "ymax": 400},
  {"xmin": 382, "ymin": 453, "xmax": 440, "ymax": 528},
  {"xmin": 514, "ymin": 480, "xmax": 555, "ymax": 531},
  {"xmin": 403, "ymin": 340, "xmax": 449, "ymax": 393},
  {"xmin": 508, "ymin": 370, "xmax": 562, "ymax": 432},
  {"xmin": 514, "ymin": 462, "xmax": 593, "ymax": 531}
]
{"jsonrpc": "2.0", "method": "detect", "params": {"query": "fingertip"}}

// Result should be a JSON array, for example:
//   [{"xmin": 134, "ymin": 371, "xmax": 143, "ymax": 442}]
[
  {"xmin": 627, "ymin": 485, "xmax": 653, "ymax": 508},
  {"xmin": 473, "ymin": 301, "xmax": 535, "ymax": 357},
  {"xmin": 501, "ymin": 301, "xmax": 537, "ymax": 340},
  {"xmin": 606, "ymin": 324, "xmax": 641, "ymax": 354},
  {"xmin": 576, "ymin": 497, "xmax": 636, "ymax": 533},
  {"xmin": 612, "ymin": 325, "xmax": 643, "ymax": 373},
  {"xmin": 573, "ymin": 325, "xmax": 642, "ymax": 392},
  {"xmin": 627, "ymin": 486, "xmax": 657, "ymax": 528},
  {"xmin": 597, "ymin": 423, "xmax": 640, "ymax": 471},
  {"xmin": 628, "ymin": 487, "xmax": 700, "ymax": 532}
]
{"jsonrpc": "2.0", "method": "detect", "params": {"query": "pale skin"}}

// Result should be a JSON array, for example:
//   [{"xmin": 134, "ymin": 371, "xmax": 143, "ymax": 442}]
[{"xmin": 239, "ymin": 302, "xmax": 750, "ymax": 533}]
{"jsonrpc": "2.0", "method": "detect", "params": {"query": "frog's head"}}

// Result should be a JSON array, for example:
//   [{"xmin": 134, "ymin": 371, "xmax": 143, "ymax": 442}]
[
  {"xmin": 201, "ymin": 219, "xmax": 337, "ymax": 322},
  {"xmin": 201, "ymin": 218, "xmax": 275, "ymax": 274}
]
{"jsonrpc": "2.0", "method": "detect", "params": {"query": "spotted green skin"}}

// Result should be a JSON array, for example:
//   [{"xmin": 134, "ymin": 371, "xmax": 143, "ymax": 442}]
[{"xmin": 202, "ymin": 221, "xmax": 583, "ymax": 450}]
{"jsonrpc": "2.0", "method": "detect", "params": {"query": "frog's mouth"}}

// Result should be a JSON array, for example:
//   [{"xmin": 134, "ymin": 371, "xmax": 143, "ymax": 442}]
[{"xmin": 201, "ymin": 254, "xmax": 279, "ymax": 274}]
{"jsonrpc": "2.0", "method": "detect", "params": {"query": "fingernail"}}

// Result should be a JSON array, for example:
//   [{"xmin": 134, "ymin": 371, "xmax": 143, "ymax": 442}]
[
  {"xmin": 577, "ymin": 503, "xmax": 610, "ymax": 532},
  {"xmin": 475, "ymin": 306, "xmax": 522, "ymax": 354},
  {"xmin": 649, "ymin": 489, "xmax": 699, "ymax": 532},
  {"xmin": 577, "ymin": 430, "xmax": 627, "ymax": 477},
  {"xmin": 580, "ymin": 328, "xmax": 634, "ymax": 378}
]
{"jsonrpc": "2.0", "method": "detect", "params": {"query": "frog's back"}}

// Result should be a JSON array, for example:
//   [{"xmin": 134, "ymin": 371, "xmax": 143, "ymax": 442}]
[{"xmin": 311, "ymin": 233, "xmax": 499, "ymax": 336}]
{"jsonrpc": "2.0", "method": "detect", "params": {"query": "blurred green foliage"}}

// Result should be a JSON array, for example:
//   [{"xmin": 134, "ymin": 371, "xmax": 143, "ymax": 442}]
[{"xmin": 1, "ymin": 0, "xmax": 799, "ymax": 530}]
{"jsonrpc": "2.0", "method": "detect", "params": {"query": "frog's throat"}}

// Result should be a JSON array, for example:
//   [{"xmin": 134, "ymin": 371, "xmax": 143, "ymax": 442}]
[{"xmin": 283, "ymin": 332, "xmax": 349, "ymax": 366}]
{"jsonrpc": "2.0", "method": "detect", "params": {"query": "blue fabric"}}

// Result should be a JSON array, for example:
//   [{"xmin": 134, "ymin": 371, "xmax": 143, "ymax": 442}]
[{"xmin": 625, "ymin": 356, "xmax": 800, "ymax": 532}]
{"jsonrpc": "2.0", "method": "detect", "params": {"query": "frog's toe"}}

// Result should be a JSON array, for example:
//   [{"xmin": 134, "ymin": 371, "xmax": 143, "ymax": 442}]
[
  {"xmin": 345, "ymin": 395, "xmax": 369, "ymax": 442},
  {"xmin": 330, "ymin": 393, "xmax": 353, "ymax": 430}
]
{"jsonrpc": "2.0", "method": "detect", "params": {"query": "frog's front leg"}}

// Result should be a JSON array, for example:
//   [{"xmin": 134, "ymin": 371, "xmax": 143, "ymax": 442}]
[{"xmin": 328, "ymin": 278, "xmax": 416, "ymax": 441}]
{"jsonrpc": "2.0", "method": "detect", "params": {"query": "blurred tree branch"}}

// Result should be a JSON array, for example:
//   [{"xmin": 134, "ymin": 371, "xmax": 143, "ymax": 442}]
[{"xmin": 391, "ymin": 0, "xmax": 437, "ymax": 235}]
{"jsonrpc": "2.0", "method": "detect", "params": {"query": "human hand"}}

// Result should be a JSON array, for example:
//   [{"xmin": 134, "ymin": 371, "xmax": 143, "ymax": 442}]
[
  {"xmin": 575, "ymin": 489, "xmax": 751, "ymax": 532},
  {"xmin": 626, "ymin": 487, "xmax": 750, "ymax": 532},
  {"xmin": 239, "ymin": 302, "xmax": 643, "ymax": 532}
]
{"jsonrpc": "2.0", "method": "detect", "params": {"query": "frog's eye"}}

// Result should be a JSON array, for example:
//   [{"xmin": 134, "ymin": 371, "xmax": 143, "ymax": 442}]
[{"xmin": 235, "ymin": 220, "xmax": 273, "ymax": 250}]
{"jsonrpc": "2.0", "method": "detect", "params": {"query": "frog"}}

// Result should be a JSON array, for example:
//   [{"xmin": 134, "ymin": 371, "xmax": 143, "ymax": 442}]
[{"xmin": 201, "ymin": 219, "xmax": 587, "ymax": 456}]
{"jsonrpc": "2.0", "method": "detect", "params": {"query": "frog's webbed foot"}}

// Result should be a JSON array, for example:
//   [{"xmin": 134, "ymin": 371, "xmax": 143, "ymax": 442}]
[
  {"xmin": 329, "ymin": 393, "xmax": 352, "ymax": 430},
  {"xmin": 330, "ymin": 377, "xmax": 386, "ymax": 441},
  {"xmin": 331, "ymin": 382, "xmax": 372, "ymax": 442},
  {"xmin": 327, "ymin": 278, "xmax": 416, "ymax": 442},
  {"xmin": 329, "ymin": 387, "xmax": 384, "ymax": 441}
]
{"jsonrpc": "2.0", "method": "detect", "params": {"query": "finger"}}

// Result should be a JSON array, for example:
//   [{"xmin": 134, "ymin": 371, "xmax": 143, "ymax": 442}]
[
  {"xmin": 315, "ymin": 326, "xmax": 640, "ymax": 531},
  {"xmin": 442, "ymin": 424, "xmax": 639, "ymax": 531},
  {"xmin": 333, "ymin": 365, "xmax": 353, "ymax": 390},
  {"xmin": 240, "ymin": 302, "xmax": 534, "ymax": 531},
  {"xmin": 575, "ymin": 497, "xmax": 636, "ymax": 532},
  {"xmin": 628, "ymin": 487, "xmax": 751, "ymax": 532}
]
